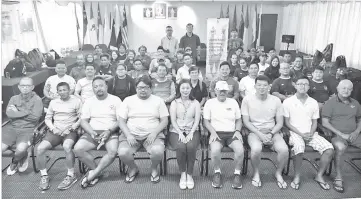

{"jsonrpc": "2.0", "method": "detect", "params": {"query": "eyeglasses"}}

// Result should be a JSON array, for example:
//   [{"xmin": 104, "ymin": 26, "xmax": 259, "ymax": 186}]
[
  {"xmin": 19, "ymin": 85, "xmax": 33, "ymax": 88},
  {"xmin": 136, "ymin": 86, "xmax": 150, "ymax": 90},
  {"xmin": 296, "ymin": 83, "xmax": 309, "ymax": 87}
]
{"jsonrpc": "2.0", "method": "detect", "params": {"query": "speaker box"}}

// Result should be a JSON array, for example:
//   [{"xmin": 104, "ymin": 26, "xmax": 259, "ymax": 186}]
[{"xmin": 282, "ymin": 35, "xmax": 295, "ymax": 43}]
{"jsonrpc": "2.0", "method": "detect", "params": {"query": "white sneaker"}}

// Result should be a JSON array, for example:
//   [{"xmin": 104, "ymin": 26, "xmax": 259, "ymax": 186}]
[
  {"xmin": 7, "ymin": 163, "xmax": 18, "ymax": 176},
  {"xmin": 186, "ymin": 174, "xmax": 194, "ymax": 189},
  {"xmin": 179, "ymin": 172, "xmax": 187, "ymax": 190},
  {"xmin": 18, "ymin": 155, "xmax": 29, "ymax": 173}
]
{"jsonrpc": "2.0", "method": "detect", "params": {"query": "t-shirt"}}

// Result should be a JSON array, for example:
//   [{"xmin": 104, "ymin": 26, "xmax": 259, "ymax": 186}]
[
  {"xmin": 149, "ymin": 58, "xmax": 172, "ymax": 74},
  {"xmin": 290, "ymin": 67, "xmax": 304, "ymax": 82},
  {"xmin": 97, "ymin": 65, "xmax": 114, "ymax": 76},
  {"xmin": 113, "ymin": 77, "xmax": 128, "ymax": 101},
  {"xmin": 203, "ymin": 98, "xmax": 241, "ymax": 132},
  {"xmin": 45, "ymin": 75, "xmax": 76, "ymax": 99},
  {"xmin": 130, "ymin": 70, "xmax": 149, "ymax": 79},
  {"xmin": 151, "ymin": 78, "xmax": 176, "ymax": 101},
  {"xmin": 172, "ymin": 61, "xmax": 184, "ymax": 73},
  {"xmin": 239, "ymin": 76, "xmax": 256, "ymax": 96},
  {"xmin": 233, "ymin": 68, "xmax": 248, "ymax": 81},
  {"xmin": 241, "ymin": 94, "xmax": 283, "ymax": 130},
  {"xmin": 75, "ymin": 77, "xmax": 94, "ymax": 100},
  {"xmin": 321, "ymin": 96, "xmax": 361, "ymax": 134},
  {"xmin": 308, "ymin": 80, "xmax": 331, "ymax": 103},
  {"xmin": 46, "ymin": 96, "xmax": 82, "ymax": 132},
  {"xmin": 190, "ymin": 80, "xmax": 208, "ymax": 103},
  {"xmin": 176, "ymin": 65, "xmax": 203, "ymax": 83},
  {"xmin": 69, "ymin": 66, "xmax": 86, "ymax": 82},
  {"xmin": 229, "ymin": 63, "xmax": 240, "ymax": 77},
  {"xmin": 283, "ymin": 95, "xmax": 319, "ymax": 133},
  {"xmin": 135, "ymin": 55, "xmax": 152, "ymax": 70},
  {"xmin": 179, "ymin": 33, "xmax": 201, "ymax": 63},
  {"xmin": 118, "ymin": 95, "xmax": 169, "ymax": 139},
  {"xmin": 270, "ymin": 77, "xmax": 296, "ymax": 96},
  {"xmin": 81, "ymin": 94, "xmax": 122, "ymax": 131},
  {"xmin": 210, "ymin": 77, "xmax": 239, "ymax": 98}
]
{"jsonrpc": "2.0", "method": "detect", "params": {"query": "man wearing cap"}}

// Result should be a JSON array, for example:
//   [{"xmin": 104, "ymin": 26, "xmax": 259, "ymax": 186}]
[
  {"xmin": 161, "ymin": 26, "xmax": 178, "ymax": 60},
  {"xmin": 203, "ymin": 81, "xmax": 244, "ymax": 189},
  {"xmin": 179, "ymin": 23, "xmax": 201, "ymax": 64}
]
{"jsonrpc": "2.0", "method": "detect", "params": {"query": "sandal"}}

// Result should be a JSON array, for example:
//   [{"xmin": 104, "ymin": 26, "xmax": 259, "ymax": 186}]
[
  {"xmin": 276, "ymin": 180, "xmax": 288, "ymax": 189},
  {"xmin": 80, "ymin": 170, "xmax": 99, "ymax": 188},
  {"xmin": 251, "ymin": 179, "xmax": 262, "ymax": 188},
  {"xmin": 333, "ymin": 179, "xmax": 344, "ymax": 193},
  {"xmin": 314, "ymin": 178, "xmax": 330, "ymax": 190},
  {"xmin": 125, "ymin": 170, "xmax": 139, "ymax": 183},
  {"xmin": 290, "ymin": 181, "xmax": 300, "ymax": 190},
  {"xmin": 150, "ymin": 173, "xmax": 160, "ymax": 184}
]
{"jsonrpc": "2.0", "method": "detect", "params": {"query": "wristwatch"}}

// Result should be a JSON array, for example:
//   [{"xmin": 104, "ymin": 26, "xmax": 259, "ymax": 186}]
[{"xmin": 235, "ymin": 130, "xmax": 241, "ymax": 133}]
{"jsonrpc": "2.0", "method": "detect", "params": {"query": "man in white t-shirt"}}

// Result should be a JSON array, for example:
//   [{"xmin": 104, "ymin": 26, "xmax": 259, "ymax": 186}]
[
  {"xmin": 73, "ymin": 77, "xmax": 122, "ymax": 188},
  {"xmin": 239, "ymin": 63, "xmax": 259, "ymax": 98},
  {"xmin": 258, "ymin": 53, "xmax": 269, "ymax": 75},
  {"xmin": 118, "ymin": 76, "xmax": 169, "ymax": 184},
  {"xmin": 284, "ymin": 75, "xmax": 334, "ymax": 190},
  {"xmin": 43, "ymin": 60, "xmax": 76, "ymax": 107},
  {"xmin": 203, "ymin": 81, "xmax": 244, "ymax": 189},
  {"xmin": 176, "ymin": 53, "xmax": 202, "ymax": 84},
  {"xmin": 74, "ymin": 64, "xmax": 96, "ymax": 103},
  {"xmin": 241, "ymin": 75, "xmax": 289, "ymax": 189}
]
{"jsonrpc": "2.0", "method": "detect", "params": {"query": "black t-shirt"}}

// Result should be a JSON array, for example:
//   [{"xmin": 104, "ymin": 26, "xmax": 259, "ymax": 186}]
[
  {"xmin": 229, "ymin": 63, "xmax": 240, "ymax": 77},
  {"xmin": 308, "ymin": 80, "xmax": 331, "ymax": 103},
  {"xmin": 118, "ymin": 54, "xmax": 127, "ymax": 61},
  {"xmin": 270, "ymin": 77, "xmax": 296, "ymax": 96},
  {"xmin": 190, "ymin": 80, "xmax": 208, "ymax": 103},
  {"xmin": 233, "ymin": 68, "xmax": 248, "ymax": 81},
  {"xmin": 172, "ymin": 61, "xmax": 184, "ymax": 73},
  {"xmin": 98, "ymin": 65, "xmax": 113, "ymax": 76},
  {"xmin": 326, "ymin": 76, "xmax": 340, "ymax": 95}
]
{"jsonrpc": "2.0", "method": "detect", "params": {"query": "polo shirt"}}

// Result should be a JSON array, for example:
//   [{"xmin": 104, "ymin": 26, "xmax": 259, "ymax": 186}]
[
  {"xmin": 161, "ymin": 36, "xmax": 178, "ymax": 58},
  {"xmin": 241, "ymin": 94, "xmax": 283, "ymax": 130},
  {"xmin": 322, "ymin": 96, "xmax": 361, "ymax": 134},
  {"xmin": 203, "ymin": 98, "xmax": 241, "ymax": 132},
  {"xmin": 176, "ymin": 65, "xmax": 203, "ymax": 83},
  {"xmin": 308, "ymin": 80, "xmax": 331, "ymax": 103},
  {"xmin": 179, "ymin": 33, "xmax": 201, "ymax": 62},
  {"xmin": 233, "ymin": 68, "xmax": 248, "ymax": 81},
  {"xmin": 283, "ymin": 95, "xmax": 319, "ymax": 133},
  {"xmin": 210, "ymin": 77, "xmax": 239, "ymax": 98},
  {"xmin": 239, "ymin": 76, "xmax": 256, "ymax": 96},
  {"xmin": 190, "ymin": 80, "xmax": 208, "ymax": 103},
  {"xmin": 270, "ymin": 77, "xmax": 296, "ymax": 96}
]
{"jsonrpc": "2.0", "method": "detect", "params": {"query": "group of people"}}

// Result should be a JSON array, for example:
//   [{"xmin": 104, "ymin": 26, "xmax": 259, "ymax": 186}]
[{"xmin": 2, "ymin": 25, "xmax": 361, "ymax": 194}]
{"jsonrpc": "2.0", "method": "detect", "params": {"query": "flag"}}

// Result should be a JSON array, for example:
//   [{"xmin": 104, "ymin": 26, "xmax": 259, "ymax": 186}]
[
  {"xmin": 243, "ymin": 4, "xmax": 253, "ymax": 49},
  {"xmin": 82, "ymin": 2, "xmax": 87, "ymax": 39},
  {"xmin": 256, "ymin": 4, "xmax": 262, "ymax": 47},
  {"xmin": 220, "ymin": 5, "xmax": 224, "ymax": 18},
  {"xmin": 103, "ymin": 5, "xmax": 111, "ymax": 46},
  {"xmin": 238, "ymin": 5, "xmax": 244, "ymax": 39},
  {"xmin": 225, "ymin": 5, "xmax": 229, "ymax": 18},
  {"xmin": 116, "ymin": 24, "xmax": 122, "ymax": 48},
  {"xmin": 251, "ymin": 5, "xmax": 258, "ymax": 48},
  {"xmin": 109, "ymin": 11, "xmax": 112, "ymax": 29},
  {"xmin": 109, "ymin": 18, "xmax": 117, "ymax": 50},
  {"xmin": 121, "ymin": 5, "xmax": 129, "ymax": 49},
  {"xmin": 232, "ymin": 5, "xmax": 237, "ymax": 31},
  {"xmin": 97, "ymin": 3, "xmax": 102, "ymax": 42},
  {"xmin": 88, "ymin": 2, "xmax": 97, "ymax": 46}
]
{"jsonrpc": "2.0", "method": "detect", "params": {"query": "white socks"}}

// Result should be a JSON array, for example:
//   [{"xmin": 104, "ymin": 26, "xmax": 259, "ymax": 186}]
[
  {"xmin": 214, "ymin": 169, "xmax": 221, "ymax": 174},
  {"xmin": 67, "ymin": 168, "xmax": 75, "ymax": 177},
  {"xmin": 234, "ymin": 169, "xmax": 241, "ymax": 175},
  {"xmin": 40, "ymin": 169, "xmax": 47, "ymax": 176}
]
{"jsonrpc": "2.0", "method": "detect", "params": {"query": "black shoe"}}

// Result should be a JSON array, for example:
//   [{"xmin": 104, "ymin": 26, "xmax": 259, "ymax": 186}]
[
  {"xmin": 212, "ymin": 172, "xmax": 222, "ymax": 188},
  {"xmin": 232, "ymin": 174, "xmax": 243, "ymax": 189}
]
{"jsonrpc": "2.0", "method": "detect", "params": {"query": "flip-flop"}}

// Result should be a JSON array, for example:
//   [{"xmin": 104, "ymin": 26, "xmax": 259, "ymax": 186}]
[
  {"xmin": 151, "ymin": 173, "xmax": 160, "ymax": 184},
  {"xmin": 125, "ymin": 170, "xmax": 140, "ymax": 183},
  {"xmin": 290, "ymin": 181, "xmax": 300, "ymax": 190},
  {"xmin": 276, "ymin": 180, "xmax": 288, "ymax": 189},
  {"xmin": 80, "ymin": 172, "xmax": 91, "ymax": 189},
  {"xmin": 333, "ymin": 179, "xmax": 344, "ymax": 193},
  {"xmin": 314, "ymin": 179, "xmax": 330, "ymax": 190},
  {"xmin": 251, "ymin": 179, "xmax": 262, "ymax": 188}
]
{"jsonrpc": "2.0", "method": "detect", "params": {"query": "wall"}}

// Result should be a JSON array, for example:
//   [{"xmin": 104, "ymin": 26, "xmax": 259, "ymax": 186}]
[{"xmin": 126, "ymin": 2, "xmax": 283, "ymax": 52}]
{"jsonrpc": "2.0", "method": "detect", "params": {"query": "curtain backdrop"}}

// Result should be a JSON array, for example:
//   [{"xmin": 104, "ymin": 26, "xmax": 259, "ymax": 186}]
[{"xmin": 281, "ymin": 1, "xmax": 361, "ymax": 69}]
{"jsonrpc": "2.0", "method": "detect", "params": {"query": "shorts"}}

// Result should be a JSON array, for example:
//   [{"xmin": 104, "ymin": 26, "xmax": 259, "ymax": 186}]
[
  {"xmin": 43, "ymin": 130, "xmax": 78, "ymax": 148},
  {"xmin": 2, "ymin": 126, "xmax": 33, "ymax": 147},
  {"xmin": 79, "ymin": 130, "xmax": 119, "ymax": 147},
  {"xmin": 118, "ymin": 133, "xmax": 165, "ymax": 154},
  {"xmin": 332, "ymin": 134, "xmax": 361, "ymax": 149},
  {"xmin": 212, "ymin": 131, "xmax": 240, "ymax": 147},
  {"xmin": 289, "ymin": 131, "xmax": 334, "ymax": 156}
]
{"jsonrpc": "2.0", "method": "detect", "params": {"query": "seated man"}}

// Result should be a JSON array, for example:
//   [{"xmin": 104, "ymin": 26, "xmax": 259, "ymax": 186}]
[
  {"xmin": 3, "ymin": 77, "xmax": 43, "ymax": 175},
  {"xmin": 270, "ymin": 63, "xmax": 296, "ymax": 102},
  {"xmin": 151, "ymin": 64, "xmax": 176, "ymax": 106},
  {"xmin": 176, "ymin": 53, "xmax": 202, "ymax": 84},
  {"xmin": 149, "ymin": 46, "xmax": 172, "ymax": 75},
  {"xmin": 43, "ymin": 60, "xmax": 76, "ymax": 108},
  {"xmin": 97, "ymin": 53, "xmax": 114, "ymax": 81},
  {"xmin": 203, "ymin": 81, "xmax": 244, "ymax": 189},
  {"xmin": 118, "ymin": 76, "xmax": 169, "ymax": 184},
  {"xmin": 37, "ymin": 82, "xmax": 82, "ymax": 191},
  {"xmin": 283, "ymin": 75, "xmax": 334, "ymax": 190},
  {"xmin": 69, "ymin": 54, "xmax": 86, "ymax": 82},
  {"xmin": 74, "ymin": 64, "xmax": 97, "ymax": 103},
  {"xmin": 308, "ymin": 66, "xmax": 332, "ymax": 109},
  {"xmin": 73, "ymin": 77, "xmax": 121, "ymax": 188},
  {"xmin": 241, "ymin": 75, "xmax": 289, "ymax": 189},
  {"xmin": 239, "ymin": 63, "xmax": 259, "ymax": 98},
  {"xmin": 322, "ymin": 80, "xmax": 361, "ymax": 193},
  {"xmin": 282, "ymin": 51, "xmax": 292, "ymax": 65},
  {"xmin": 290, "ymin": 56, "xmax": 305, "ymax": 82},
  {"xmin": 209, "ymin": 61, "xmax": 240, "ymax": 101}
]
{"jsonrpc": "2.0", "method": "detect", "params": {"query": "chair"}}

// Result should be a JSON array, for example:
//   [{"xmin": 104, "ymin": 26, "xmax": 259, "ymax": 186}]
[
  {"xmin": 97, "ymin": 44, "xmax": 108, "ymax": 54},
  {"xmin": 82, "ymin": 44, "xmax": 94, "ymax": 51}
]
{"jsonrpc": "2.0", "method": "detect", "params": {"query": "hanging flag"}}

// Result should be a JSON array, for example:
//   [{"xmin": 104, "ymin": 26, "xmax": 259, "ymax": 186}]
[
  {"xmin": 220, "ymin": 5, "xmax": 224, "ymax": 18},
  {"xmin": 121, "ymin": 5, "xmax": 129, "ymax": 49},
  {"xmin": 109, "ymin": 11, "xmax": 112, "ymax": 29},
  {"xmin": 251, "ymin": 5, "xmax": 258, "ymax": 48},
  {"xmin": 256, "ymin": 4, "xmax": 262, "ymax": 48},
  {"xmin": 232, "ymin": 5, "xmax": 237, "ymax": 31},
  {"xmin": 225, "ymin": 5, "xmax": 229, "ymax": 18},
  {"xmin": 109, "ymin": 18, "xmax": 117, "ymax": 50},
  {"xmin": 116, "ymin": 24, "xmax": 122, "ymax": 49},
  {"xmin": 238, "ymin": 5, "xmax": 244, "ymax": 39},
  {"xmin": 243, "ymin": 4, "xmax": 253, "ymax": 50},
  {"xmin": 97, "ymin": 3, "xmax": 102, "ymax": 43},
  {"xmin": 82, "ymin": 2, "xmax": 87, "ymax": 40},
  {"xmin": 88, "ymin": 2, "xmax": 97, "ymax": 46},
  {"xmin": 103, "ymin": 5, "xmax": 111, "ymax": 46}
]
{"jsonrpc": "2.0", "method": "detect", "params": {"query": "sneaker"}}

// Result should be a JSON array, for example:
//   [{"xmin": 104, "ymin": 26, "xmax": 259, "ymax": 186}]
[
  {"xmin": 186, "ymin": 174, "xmax": 195, "ymax": 190},
  {"xmin": 18, "ymin": 154, "xmax": 29, "ymax": 173},
  {"xmin": 232, "ymin": 174, "xmax": 243, "ymax": 189},
  {"xmin": 6, "ymin": 163, "xmax": 18, "ymax": 176},
  {"xmin": 179, "ymin": 173, "xmax": 187, "ymax": 190},
  {"xmin": 39, "ymin": 175, "xmax": 50, "ymax": 191},
  {"xmin": 58, "ymin": 175, "xmax": 78, "ymax": 190},
  {"xmin": 211, "ymin": 172, "xmax": 222, "ymax": 188}
]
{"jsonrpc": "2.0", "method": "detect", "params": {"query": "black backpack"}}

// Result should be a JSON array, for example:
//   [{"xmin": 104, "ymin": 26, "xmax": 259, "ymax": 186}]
[
  {"xmin": 4, "ymin": 58, "xmax": 27, "ymax": 78},
  {"xmin": 28, "ymin": 48, "xmax": 44, "ymax": 70},
  {"xmin": 15, "ymin": 49, "xmax": 37, "ymax": 72}
]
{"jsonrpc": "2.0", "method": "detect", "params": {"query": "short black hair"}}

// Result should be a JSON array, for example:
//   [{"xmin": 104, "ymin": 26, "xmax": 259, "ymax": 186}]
[
  {"xmin": 313, "ymin": 65, "xmax": 324, "ymax": 72},
  {"xmin": 116, "ymin": 64, "xmax": 127, "ymax": 71},
  {"xmin": 133, "ymin": 59, "xmax": 143, "ymax": 64},
  {"xmin": 269, "ymin": 48, "xmax": 276, "ymax": 52},
  {"xmin": 100, "ymin": 53, "xmax": 110, "ymax": 60},
  {"xmin": 56, "ymin": 60, "xmax": 66, "ymax": 66},
  {"xmin": 183, "ymin": 53, "xmax": 192, "ymax": 59},
  {"xmin": 157, "ymin": 64, "xmax": 167, "ymax": 71},
  {"xmin": 188, "ymin": 66, "xmax": 200, "ymax": 74},
  {"xmin": 92, "ymin": 76, "xmax": 106, "ymax": 84},
  {"xmin": 166, "ymin": 25, "xmax": 172, "ymax": 29},
  {"xmin": 255, "ymin": 75, "xmax": 271, "ymax": 84},
  {"xmin": 295, "ymin": 75, "xmax": 309, "ymax": 83},
  {"xmin": 138, "ymin": 45, "xmax": 147, "ymax": 52},
  {"xmin": 249, "ymin": 62, "xmax": 259, "ymax": 69},
  {"xmin": 284, "ymin": 51, "xmax": 292, "ymax": 56},
  {"xmin": 56, "ymin": 82, "xmax": 70, "ymax": 91},
  {"xmin": 176, "ymin": 79, "xmax": 195, "ymax": 100},
  {"xmin": 157, "ymin": 46, "xmax": 164, "ymax": 51},
  {"xmin": 119, "ymin": 43, "xmax": 126, "ymax": 50},
  {"xmin": 85, "ymin": 64, "xmax": 95, "ymax": 69},
  {"xmin": 236, "ymin": 47, "xmax": 243, "ymax": 51},
  {"xmin": 219, "ymin": 61, "xmax": 230, "ymax": 69},
  {"xmin": 135, "ymin": 75, "xmax": 152, "ymax": 88},
  {"xmin": 186, "ymin": 23, "xmax": 193, "ymax": 27},
  {"xmin": 295, "ymin": 55, "xmax": 303, "ymax": 60}
]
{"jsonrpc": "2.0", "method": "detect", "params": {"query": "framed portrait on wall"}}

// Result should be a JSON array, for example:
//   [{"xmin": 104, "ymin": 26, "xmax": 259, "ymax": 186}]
[
  {"xmin": 154, "ymin": 3, "xmax": 166, "ymax": 19},
  {"xmin": 143, "ymin": 7, "xmax": 153, "ymax": 19},
  {"xmin": 168, "ymin": 7, "xmax": 177, "ymax": 19},
  {"xmin": 19, "ymin": 10, "xmax": 34, "ymax": 32},
  {"xmin": 1, "ymin": 10, "xmax": 16, "ymax": 42}
]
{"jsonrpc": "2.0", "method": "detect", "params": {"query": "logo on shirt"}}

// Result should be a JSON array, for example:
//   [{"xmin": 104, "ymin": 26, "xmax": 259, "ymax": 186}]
[
  {"xmin": 281, "ymin": 84, "xmax": 284, "ymax": 86},
  {"xmin": 350, "ymin": 105, "xmax": 355, "ymax": 108},
  {"xmin": 110, "ymin": 105, "xmax": 115, "ymax": 110},
  {"xmin": 324, "ymin": 85, "xmax": 328, "ymax": 90}
]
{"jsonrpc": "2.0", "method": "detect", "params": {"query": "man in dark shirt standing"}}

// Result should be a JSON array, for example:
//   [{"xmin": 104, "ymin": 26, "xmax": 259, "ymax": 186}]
[{"xmin": 179, "ymin": 23, "xmax": 201, "ymax": 64}]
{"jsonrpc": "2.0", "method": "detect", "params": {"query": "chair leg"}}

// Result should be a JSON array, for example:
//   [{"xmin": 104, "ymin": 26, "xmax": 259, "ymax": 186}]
[
  {"xmin": 118, "ymin": 157, "xmax": 123, "ymax": 175},
  {"xmin": 31, "ymin": 145, "xmax": 38, "ymax": 173},
  {"xmin": 163, "ymin": 151, "xmax": 167, "ymax": 176},
  {"xmin": 346, "ymin": 158, "xmax": 361, "ymax": 174},
  {"xmin": 78, "ymin": 160, "xmax": 84, "ymax": 174},
  {"xmin": 205, "ymin": 150, "xmax": 209, "ymax": 176},
  {"xmin": 200, "ymin": 150, "xmax": 204, "ymax": 175}
]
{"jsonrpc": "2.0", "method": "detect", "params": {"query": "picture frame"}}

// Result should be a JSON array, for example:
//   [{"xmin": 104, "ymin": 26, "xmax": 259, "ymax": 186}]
[
  {"xmin": 143, "ymin": 7, "xmax": 153, "ymax": 19},
  {"xmin": 154, "ymin": 3, "xmax": 166, "ymax": 19},
  {"xmin": 19, "ymin": 10, "xmax": 34, "ymax": 32},
  {"xmin": 168, "ymin": 7, "xmax": 177, "ymax": 19}
]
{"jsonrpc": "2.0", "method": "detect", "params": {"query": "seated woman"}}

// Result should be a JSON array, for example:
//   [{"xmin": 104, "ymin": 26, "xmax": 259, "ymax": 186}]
[
  {"xmin": 107, "ymin": 64, "xmax": 136, "ymax": 101},
  {"xmin": 264, "ymin": 56, "xmax": 281, "ymax": 83},
  {"xmin": 85, "ymin": 54, "xmax": 99, "ymax": 69},
  {"xmin": 124, "ymin": 50, "xmax": 136, "ymax": 71},
  {"xmin": 169, "ymin": 79, "xmax": 201, "ymax": 190},
  {"xmin": 129, "ymin": 59, "xmax": 149, "ymax": 79},
  {"xmin": 110, "ymin": 50, "xmax": 120, "ymax": 71},
  {"xmin": 118, "ymin": 76, "xmax": 169, "ymax": 184},
  {"xmin": 151, "ymin": 64, "xmax": 176, "ymax": 106},
  {"xmin": 118, "ymin": 44, "xmax": 127, "ymax": 64},
  {"xmin": 189, "ymin": 66, "xmax": 208, "ymax": 107}
]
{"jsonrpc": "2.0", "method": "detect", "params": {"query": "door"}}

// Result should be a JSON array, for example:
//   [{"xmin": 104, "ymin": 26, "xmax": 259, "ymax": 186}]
[{"xmin": 260, "ymin": 14, "xmax": 278, "ymax": 52}]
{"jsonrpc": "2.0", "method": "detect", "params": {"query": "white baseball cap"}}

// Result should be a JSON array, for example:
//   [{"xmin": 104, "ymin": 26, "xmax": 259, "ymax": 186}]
[{"xmin": 215, "ymin": 81, "xmax": 229, "ymax": 91}]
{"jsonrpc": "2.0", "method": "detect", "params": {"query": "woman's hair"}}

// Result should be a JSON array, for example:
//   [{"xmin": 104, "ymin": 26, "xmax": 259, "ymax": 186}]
[
  {"xmin": 118, "ymin": 43, "xmax": 127, "ymax": 50},
  {"xmin": 270, "ymin": 55, "xmax": 280, "ymax": 68},
  {"xmin": 183, "ymin": 53, "xmax": 192, "ymax": 59},
  {"xmin": 175, "ymin": 79, "xmax": 195, "ymax": 100},
  {"xmin": 127, "ymin": 50, "xmax": 136, "ymax": 58},
  {"xmin": 110, "ymin": 50, "xmax": 120, "ymax": 61}
]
